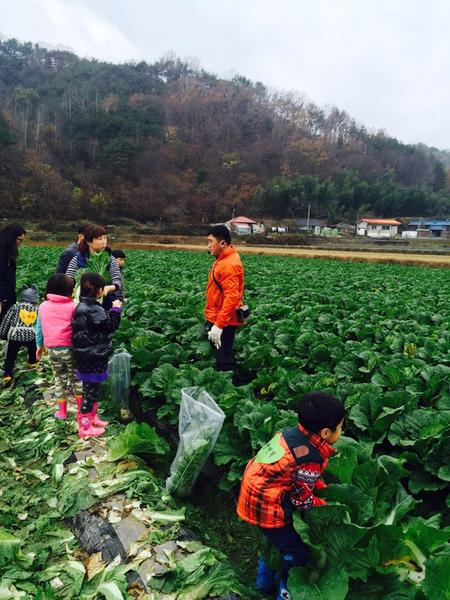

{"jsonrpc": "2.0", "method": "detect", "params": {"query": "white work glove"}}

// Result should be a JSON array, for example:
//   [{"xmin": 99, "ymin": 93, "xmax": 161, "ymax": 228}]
[{"xmin": 208, "ymin": 325, "xmax": 223, "ymax": 349}]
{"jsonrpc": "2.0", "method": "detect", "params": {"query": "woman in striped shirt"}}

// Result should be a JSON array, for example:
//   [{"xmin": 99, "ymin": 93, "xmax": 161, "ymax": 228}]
[{"xmin": 65, "ymin": 224, "xmax": 122, "ymax": 310}]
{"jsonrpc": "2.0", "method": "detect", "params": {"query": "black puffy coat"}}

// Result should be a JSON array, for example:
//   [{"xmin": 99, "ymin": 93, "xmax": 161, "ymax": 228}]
[
  {"xmin": 0, "ymin": 242, "xmax": 17, "ymax": 320},
  {"xmin": 72, "ymin": 297, "xmax": 121, "ymax": 374}
]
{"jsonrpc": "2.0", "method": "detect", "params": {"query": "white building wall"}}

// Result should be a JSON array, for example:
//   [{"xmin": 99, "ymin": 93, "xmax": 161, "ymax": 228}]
[
  {"xmin": 357, "ymin": 221, "xmax": 399, "ymax": 238},
  {"xmin": 366, "ymin": 225, "xmax": 398, "ymax": 238}
]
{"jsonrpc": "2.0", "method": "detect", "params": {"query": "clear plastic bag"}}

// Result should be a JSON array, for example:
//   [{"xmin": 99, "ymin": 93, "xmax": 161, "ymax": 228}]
[
  {"xmin": 166, "ymin": 387, "xmax": 225, "ymax": 498},
  {"xmin": 107, "ymin": 350, "xmax": 131, "ymax": 409}
]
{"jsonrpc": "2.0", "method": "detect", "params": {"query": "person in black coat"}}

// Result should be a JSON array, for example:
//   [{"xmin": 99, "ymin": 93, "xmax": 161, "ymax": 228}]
[
  {"xmin": 0, "ymin": 224, "xmax": 26, "ymax": 324},
  {"xmin": 55, "ymin": 223, "xmax": 89, "ymax": 274},
  {"xmin": 72, "ymin": 272, "xmax": 122, "ymax": 438}
]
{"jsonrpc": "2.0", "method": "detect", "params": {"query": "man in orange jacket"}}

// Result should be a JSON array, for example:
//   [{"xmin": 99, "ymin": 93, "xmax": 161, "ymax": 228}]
[{"xmin": 205, "ymin": 225, "xmax": 244, "ymax": 381}]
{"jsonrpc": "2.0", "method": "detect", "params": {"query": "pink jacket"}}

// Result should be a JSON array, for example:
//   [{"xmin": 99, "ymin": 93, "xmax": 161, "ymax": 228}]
[{"xmin": 38, "ymin": 294, "xmax": 76, "ymax": 348}]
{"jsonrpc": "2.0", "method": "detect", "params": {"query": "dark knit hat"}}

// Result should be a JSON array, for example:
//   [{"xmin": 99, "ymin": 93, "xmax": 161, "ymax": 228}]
[{"xmin": 20, "ymin": 284, "xmax": 39, "ymax": 304}]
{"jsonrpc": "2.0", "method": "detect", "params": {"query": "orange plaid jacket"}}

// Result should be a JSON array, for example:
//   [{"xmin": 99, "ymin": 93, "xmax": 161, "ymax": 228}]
[{"xmin": 236, "ymin": 424, "xmax": 335, "ymax": 528}]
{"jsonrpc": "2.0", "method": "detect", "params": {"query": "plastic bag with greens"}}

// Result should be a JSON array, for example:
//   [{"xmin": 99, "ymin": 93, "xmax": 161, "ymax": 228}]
[
  {"xmin": 166, "ymin": 387, "xmax": 225, "ymax": 498},
  {"xmin": 108, "ymin": 350, "xmax": 131, "ymax": 408}
]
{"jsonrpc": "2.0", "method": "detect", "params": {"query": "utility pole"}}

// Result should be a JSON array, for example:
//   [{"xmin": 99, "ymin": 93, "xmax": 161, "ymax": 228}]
[{"xmin": 306, "ymin": 204, "xmax": 311, "ymax": 229}]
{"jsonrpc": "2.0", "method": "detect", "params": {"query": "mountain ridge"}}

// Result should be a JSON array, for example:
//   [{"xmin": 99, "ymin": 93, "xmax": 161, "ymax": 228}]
[{"xmin": 0, "ymin": 37, "xmax": 449, "ymax": 222}]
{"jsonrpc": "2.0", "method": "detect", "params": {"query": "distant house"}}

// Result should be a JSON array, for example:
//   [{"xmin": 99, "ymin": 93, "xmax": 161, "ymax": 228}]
[
  {"xmin": 357, "ymin": 218, "xmax": 401, "ymax": 238},
  {"xmin": 333, "ymin": 222, "xmax": 356, "ymax": 234},
  {"xmin": 408, "ymin": 219, "xmax": 450, "ymax": 238},
  {"xmin": 224, "ymin": 215, "xmax": 264, "ymax": 235},
  {"xmin": 297, "ymin": 218, "xmax": 326, "ymax": 231}
]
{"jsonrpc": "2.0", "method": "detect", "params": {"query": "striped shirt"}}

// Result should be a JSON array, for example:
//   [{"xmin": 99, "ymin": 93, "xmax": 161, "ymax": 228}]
[{"xmin": 65, "ymin": 253, "xmax": 122, "ymax": 292}]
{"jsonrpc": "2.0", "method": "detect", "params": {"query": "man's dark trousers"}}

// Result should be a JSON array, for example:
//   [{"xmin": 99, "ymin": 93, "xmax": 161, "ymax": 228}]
[{"xmin": 208, "ymin": 323, "xmax": 237, "ymax": 375}]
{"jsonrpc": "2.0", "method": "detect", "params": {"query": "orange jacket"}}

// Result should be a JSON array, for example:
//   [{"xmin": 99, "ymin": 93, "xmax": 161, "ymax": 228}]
[{"xmin": 205, "ymin": 245, "xmax": 244, "ymax": 329}]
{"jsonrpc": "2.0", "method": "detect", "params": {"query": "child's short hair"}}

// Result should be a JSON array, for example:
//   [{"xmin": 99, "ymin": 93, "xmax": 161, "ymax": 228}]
[
  {"xmin": 80, "ymin": 272, "xmax": 106, "ymax": 298},
  {"xmin": 297, "ymin": 391, "xmax": 345, "ymax": 433},
  {"xmin": 111, "ymin": 249, "xmax": 126, "ymax": 259},
  {"xmin": 45, "ymin": 273, "xmax": 74, "ymax": 299}
]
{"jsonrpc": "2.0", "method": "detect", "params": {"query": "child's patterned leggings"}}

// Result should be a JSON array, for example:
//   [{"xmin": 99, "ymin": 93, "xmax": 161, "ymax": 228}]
[
  {"xmin": 81, "ymin": 382, "xmax": 101, "ymax": 414},
  {"xmin": 47, "ymin": 348, "xmax": 82, "ymax": 399}
]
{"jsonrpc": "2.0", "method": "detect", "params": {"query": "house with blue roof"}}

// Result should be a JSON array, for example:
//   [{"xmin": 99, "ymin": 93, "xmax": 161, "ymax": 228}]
[{"xmin": 408, "ymin": 219, "xmax": 450, "ymax": 238}]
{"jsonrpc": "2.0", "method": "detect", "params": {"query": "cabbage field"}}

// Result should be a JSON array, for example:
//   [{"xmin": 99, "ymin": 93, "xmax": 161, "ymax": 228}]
[{"xmin": 2, "ymin": 246, "xmax": 450, "ymax": 599}]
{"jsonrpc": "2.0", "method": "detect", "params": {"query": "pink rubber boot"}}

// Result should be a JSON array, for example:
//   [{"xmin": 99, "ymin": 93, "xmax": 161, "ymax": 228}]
[
  {"xmin": 92, "ymin": 402, "xmax": 109, "ymax": 428},
  {"xmin": 54, "ymin": 399, "xmax": 67, "ymax": 420},
  {"xmin": 77, "ymin": 413, "xmax": 105, "ymax": 438}
]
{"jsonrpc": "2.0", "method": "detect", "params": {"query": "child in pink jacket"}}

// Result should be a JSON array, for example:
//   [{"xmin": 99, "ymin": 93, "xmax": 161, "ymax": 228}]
[{"xmin": 36, "ymin": 273, "xmax": 83, "ymax": 420}]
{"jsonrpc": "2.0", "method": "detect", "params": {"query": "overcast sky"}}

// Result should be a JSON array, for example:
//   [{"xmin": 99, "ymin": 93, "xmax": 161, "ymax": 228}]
[{"xmin": 1, "ymin": 0, "xmax": 449, "ymax": 149}]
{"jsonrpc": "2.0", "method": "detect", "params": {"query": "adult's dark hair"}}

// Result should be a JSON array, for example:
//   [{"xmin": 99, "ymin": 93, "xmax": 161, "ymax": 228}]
[
  {"xmin": 0, "ymin": 223, "xmax": 26, "ymax": 258},
  {"xmin": 77, "ymin": 223, "xmax": 90, "ymax": 235},
  {"xmin": 208, "ymin": 225, "xmax": 231, "ymax": 245},
  {"xmin": 45, "ymin": 273, "xmax": 74, "ymax": 299},
  {"xmin": 297, "ymin": 391, "xmax": 345, "ymax": 433},
  {"xmin": 78, "ymin": 225, "xmax": 106, "ymax": 256},
  {"xmin": 80, "ymin": 272, "xmax": 106, "ymax": 298},
  {"xmin": 111, "ymin": 249, "xmax": 126, "ymax": 259}
]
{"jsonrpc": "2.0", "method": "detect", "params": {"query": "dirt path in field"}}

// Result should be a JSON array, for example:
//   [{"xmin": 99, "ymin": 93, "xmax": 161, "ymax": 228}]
[
  {"xmin": 121, "ymin": 243, "xmax": 450, "ymax": 267},
  {"xmin": 26, "ymin": 240, "xmax": 450, "ymax": 267}
]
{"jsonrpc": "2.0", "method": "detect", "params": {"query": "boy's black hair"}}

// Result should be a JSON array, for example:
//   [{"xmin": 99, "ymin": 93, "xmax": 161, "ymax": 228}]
[
  {"xmin": 45, "ymin": 273, "xmax": 74, "ymax": 299},
  {"xmin": 111, "ymin": 249, "xmax": 126, "ymax": 259},
  {"xmin": 80, "ymin": 272, "xmax": 106, "ymax": 298},
  {"xmin": 208, "ymin": 225, "xmax": 231, "ymax": 245},
  {"xmin": 297, "ymin": 391, "xmax": 345, "ymax": 433}
]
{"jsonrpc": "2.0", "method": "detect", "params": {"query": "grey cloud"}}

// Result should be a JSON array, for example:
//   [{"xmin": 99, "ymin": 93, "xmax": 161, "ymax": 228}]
[{"xmin": 0, "ymin": 0, "xmax": 449, "ymax": 148}]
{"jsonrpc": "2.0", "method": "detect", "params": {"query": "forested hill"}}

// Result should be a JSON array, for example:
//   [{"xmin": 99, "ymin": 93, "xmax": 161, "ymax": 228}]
[{"xmin": 1, "ymin": 38, "xmax": 450, "ymax": 225}]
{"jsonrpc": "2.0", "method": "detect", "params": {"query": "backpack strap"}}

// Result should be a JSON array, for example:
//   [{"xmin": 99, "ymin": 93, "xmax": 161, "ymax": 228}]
[
  {"xmin": 212, "ymin": 267, "xmax": 223, "ymax": 293},
  {"xmin": 282, "ymin": 426, "xmax": 322, "ymax": 466},
  {"xmin": 77, "ymin": 252, "xmax": 88, "ymax": 268}
]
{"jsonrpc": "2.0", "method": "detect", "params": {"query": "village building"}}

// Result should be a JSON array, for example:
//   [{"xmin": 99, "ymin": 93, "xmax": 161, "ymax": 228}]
[
  {"xmin": 407, "ymin": 219, "xmax": 450, "ymax": 238},
  {"xmin": 357, "ymin": 218, "xmax": 401, "ymax": 238},
  {"xmin": 297, "ymin": 218, "xmax": 326, "ymax": 233},
  {"xmin": 333, "ymin": 222, "xmax": 356, "ymax": 235},
  {"xmin": 224, "ymin": 215, "xmax": 264, "ymax": 235}
]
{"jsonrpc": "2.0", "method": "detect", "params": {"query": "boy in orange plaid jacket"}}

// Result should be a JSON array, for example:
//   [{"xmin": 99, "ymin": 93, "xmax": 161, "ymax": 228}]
[{"xmin": 237, "ymin": 391, "xmax": 345, "ymax": 600}]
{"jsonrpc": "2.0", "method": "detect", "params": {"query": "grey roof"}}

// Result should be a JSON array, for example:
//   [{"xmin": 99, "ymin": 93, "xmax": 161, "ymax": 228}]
[
  {"xmin": 409, "ymin": 219, "xmax": 450, "ymax": 226},
  {"xmin": 297, "ymin": 218, "xmax": 324, "ymax": 226},
  {"xmin": 334, "ymin": 222, "xmax": 356, "ymax": 229}
]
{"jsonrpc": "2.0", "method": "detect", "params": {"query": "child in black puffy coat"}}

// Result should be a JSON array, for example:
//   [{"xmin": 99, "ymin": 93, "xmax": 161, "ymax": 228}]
[{"xmin": 72, "ymin": 272, "xmax": 121, "ymax": 438}]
